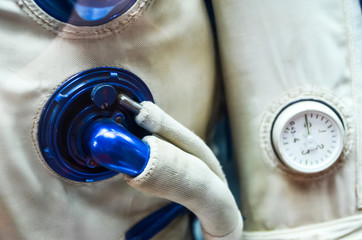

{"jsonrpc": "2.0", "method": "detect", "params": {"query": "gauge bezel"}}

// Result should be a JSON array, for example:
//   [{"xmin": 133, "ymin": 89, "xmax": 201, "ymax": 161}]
[{"xmin": 271, "ymin": 99, "xmax": 345, "ymax": 174}]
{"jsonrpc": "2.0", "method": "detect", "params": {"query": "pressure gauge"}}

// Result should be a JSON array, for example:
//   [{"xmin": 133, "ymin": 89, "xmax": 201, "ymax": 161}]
[{"xmin": 271, "ymin": 100, "xmax": 345, "ymax": 173}]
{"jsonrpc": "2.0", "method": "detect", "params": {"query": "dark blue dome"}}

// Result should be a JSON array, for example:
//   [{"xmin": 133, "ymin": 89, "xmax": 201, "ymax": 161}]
[{"xmin": 34, "ymin": 0, "xmax": 137, "ymax": 26}]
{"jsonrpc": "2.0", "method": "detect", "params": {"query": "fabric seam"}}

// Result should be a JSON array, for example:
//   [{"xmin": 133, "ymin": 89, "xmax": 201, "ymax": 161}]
[
  {"xmin": 343, "ymin": 0, "xmax": 362, "ymax": 209},
  {"xmin": 242, "ymin": 213, "xmax": 362, "ymax": 239}
]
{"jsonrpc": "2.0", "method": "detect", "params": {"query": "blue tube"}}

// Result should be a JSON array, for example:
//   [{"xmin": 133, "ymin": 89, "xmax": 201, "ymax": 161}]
[
  {"xmin": 126, "ymin": 203, "xmax": 189, "ymax": 240},
  {"xmin": 85, "ymin": 119, "xmax": 150, "ymax": 177}
]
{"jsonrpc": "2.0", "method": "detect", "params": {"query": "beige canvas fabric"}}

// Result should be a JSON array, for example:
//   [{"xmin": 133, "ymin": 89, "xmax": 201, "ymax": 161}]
[
  {"xmin": 135, "ymin": 101, "xmax": 227, "ymax": 183},
  {"xmin": 0, "ymin": 0, "xmax": 218, "ymax": 239},
  {"xmin": 5, "ymin": 0, "xmax": 361, "ymax": 239},
  {"xmin": 212, "ymin": 0, "xmax": 362, "ymax": 239}
]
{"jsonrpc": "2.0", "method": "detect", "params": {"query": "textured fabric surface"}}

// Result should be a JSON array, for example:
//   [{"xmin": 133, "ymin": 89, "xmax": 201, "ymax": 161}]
[
  {"xmin": 212, "ymin": 0, "xmax": 362, "ymax": 238},
  {"xmin": 243, "ymin": 214, "xmax": 362, "ymax": 240},
  {"xmin": 17, "ymin": 0, "xmax": 151, "ymax": 39},
  {"xmin": 132, "ymin": 101, "xmax": 243, "ymax": 238},
  {"xmin": 346, "ymin": 0, "xmax": 362, "ymax": 209},
  {"xmin": 136, "ymin": 101, "xmax": 227, "ymax": 183},
  {"xmin": 127, "ymin": 135, "xmax": 243, "ymax": 239},
  {"xmin": 203, "ymin": 213, "xmax": 243, "ymax": 240},
  {"xmin": 0, "ymin": 0, "xmax": 217, "ymax": 239}
]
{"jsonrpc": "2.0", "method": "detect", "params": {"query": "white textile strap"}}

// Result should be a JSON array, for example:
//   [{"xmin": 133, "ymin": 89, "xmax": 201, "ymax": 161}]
[{"xmin": 135, "ymin": 101, "xmax": 227, "ymax": 183}]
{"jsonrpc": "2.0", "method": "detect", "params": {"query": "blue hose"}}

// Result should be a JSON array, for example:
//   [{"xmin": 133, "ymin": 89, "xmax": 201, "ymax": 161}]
[{"xmin": 126, "ymin": 203, "xmax": 189, "ymax": 240}]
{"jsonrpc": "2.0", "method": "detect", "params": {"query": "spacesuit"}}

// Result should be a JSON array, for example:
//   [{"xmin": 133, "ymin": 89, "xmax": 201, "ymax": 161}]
[
  {"xmin": 1, "ymin": 0, "xmax": 362, "ymax": 239},
  {"xmin": 0, "ymin": 0, "xmax": 241, "ymax": 239},
  {"xmin": 213, "ymin": 0, "xmax": 362, "ymax": 239}
]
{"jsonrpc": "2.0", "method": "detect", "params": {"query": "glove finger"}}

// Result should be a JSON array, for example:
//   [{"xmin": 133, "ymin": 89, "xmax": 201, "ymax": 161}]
[
  {"xmin": 126, "ymin": 135, "xmax": 243, "ymax": 239},
  {"xmin": 135, "ymin": 101, "xmax": 227, "ymax": 183}
]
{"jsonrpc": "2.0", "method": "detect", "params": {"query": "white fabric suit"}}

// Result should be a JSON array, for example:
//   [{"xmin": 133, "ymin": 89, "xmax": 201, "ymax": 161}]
[
  {"xmin": 213, "ymin": 0, "xmax": 362, "ymax": 239},
  {"xmin": 0, "ymin": 0, "xmax": 240, "ymax": 239},
  {"xmin": 2, "ymin": 0, "xmax": 362, "ymax": 239}
]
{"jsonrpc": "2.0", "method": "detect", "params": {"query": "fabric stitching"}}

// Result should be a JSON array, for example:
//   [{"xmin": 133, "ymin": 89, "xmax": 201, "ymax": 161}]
[
  {"xmin": 202, "ymin": 213, "xmax": 242, "ymax": 239},
  {"xmin": 242, "ymin": 213, "xmax": 362, "ymax": 239},
  {"xmin": 343, "ymin": 0, "xmax": 362, "ymax": 209},
  {"xmin": 17, "ymin": 0, "xmax": 153, "ymax": 39},
  {"xmin": 137, "ymin": 102, "xmax": 150, "ymax": 127}
]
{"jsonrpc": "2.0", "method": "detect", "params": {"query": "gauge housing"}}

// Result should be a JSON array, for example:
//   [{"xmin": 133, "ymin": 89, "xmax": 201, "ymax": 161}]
[{"xmin": 271, "ymin": 99, "xmax": 345, "ymax": 174}]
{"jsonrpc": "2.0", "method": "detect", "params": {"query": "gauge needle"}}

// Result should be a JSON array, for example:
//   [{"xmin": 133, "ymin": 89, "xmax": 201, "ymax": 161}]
[{"xmin": 305, "ymin": 114, "xmax": 311, "ymax": 135}]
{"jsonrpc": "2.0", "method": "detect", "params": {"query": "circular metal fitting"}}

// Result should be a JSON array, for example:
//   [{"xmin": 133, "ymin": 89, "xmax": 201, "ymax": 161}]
[
  {"xmin": 91, "ymin": 84, "xmax": 118, "ymax": 108},
  {"xmin": 38, "ymin": 67, "xmax": 153, "ymax": 182}
]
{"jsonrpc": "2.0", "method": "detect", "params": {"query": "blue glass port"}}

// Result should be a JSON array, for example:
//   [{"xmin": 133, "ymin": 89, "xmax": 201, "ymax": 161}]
[{"xmin": 33, "ymin": 0, "xmax": 137, "ymax": 26}]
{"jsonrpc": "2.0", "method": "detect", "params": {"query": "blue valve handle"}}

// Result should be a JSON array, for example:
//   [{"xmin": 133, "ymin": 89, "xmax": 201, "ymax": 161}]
[{"xmin": 85, "ymin": 118, "xmax": 150, "ymax": 177}]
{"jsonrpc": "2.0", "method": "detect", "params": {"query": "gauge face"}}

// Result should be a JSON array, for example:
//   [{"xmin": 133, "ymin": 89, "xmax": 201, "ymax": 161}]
[{"xmin": 272, "ymin": 100, "xmax": 345, "ymax": 173}]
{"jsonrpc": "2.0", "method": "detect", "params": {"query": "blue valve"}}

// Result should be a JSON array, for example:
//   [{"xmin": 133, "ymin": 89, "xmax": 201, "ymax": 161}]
[
  {"xmin": 38, "ymin": 67, "xmax": 154, "ymax": 182},
  {"xmin": 37, "ymin": 67, "xmax": 186, "ymax": 238},
  {"xmin": 85, "ymin": 119, "xmax": 150, "ymax": 177}
]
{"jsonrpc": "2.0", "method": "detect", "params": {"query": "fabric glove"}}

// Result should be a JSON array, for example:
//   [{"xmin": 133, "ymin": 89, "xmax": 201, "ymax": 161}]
[{"xmin": 126, "ymin": 101, "xmax": 243, "ymax": 239}]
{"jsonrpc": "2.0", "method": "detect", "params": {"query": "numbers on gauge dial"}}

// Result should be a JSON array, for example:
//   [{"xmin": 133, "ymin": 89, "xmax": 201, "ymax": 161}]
[{"xmin": 281, "ymin": 112, "xmax": 341, "ymax": 167}]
